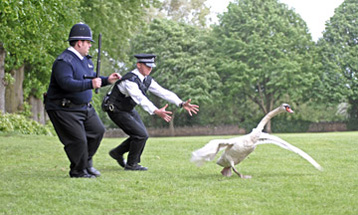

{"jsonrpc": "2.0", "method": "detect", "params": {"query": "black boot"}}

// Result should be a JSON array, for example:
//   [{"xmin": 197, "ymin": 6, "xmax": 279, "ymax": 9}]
[
  {"xmin": 109, "ymin": 149, "xmax": 127, "ymax": 168},
  {"xmin": 87, "ymin": 159, "xmax": 101, "ymax": 177},
  {"xmin": 70, "ymin": 169, "xmax": 96, "ymax": 178},
  {"xmin": 124, "ymin": 163, "xmax": 148, "ymax": 171}
]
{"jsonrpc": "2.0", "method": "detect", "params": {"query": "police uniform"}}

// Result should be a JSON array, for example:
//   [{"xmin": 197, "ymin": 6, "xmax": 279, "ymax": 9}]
[
  {"xmin": 107, "ymin": 54, "xmax": 184, "ymax": 171},
  {"xmin": 45, "ymin": 23, "xmax": 110, "ymax": 178}
]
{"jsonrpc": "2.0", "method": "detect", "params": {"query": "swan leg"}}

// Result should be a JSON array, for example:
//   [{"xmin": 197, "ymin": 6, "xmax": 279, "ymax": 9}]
[
  {"xmin": 230, "ymin": 162, "xmax": 252, "ymax": 179},
  {"xmin": 221, "ymin": 167, "xmax": 232, "ymax": 177}
]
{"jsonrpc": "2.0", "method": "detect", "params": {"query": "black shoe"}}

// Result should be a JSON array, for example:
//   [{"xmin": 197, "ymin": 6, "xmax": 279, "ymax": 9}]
[
  {"xmin": 124, "ymin": 164, "xmax": 148, "ymax": 171},
  {"xmin": 69, "ymin": 169, "xmax": 96, "ymax": 178},
  {"xmin": 87, "ymin": 166, "xmax": 101, "ymax": 177},
  {"xmin": 109, "ymin": 149, "xmax": 126, "ymax": 168}
]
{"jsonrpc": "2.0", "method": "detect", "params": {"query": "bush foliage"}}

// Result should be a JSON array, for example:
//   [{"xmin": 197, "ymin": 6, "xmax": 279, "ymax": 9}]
[{"xmin": 0, "ymin": 113, "xmax": 54, "ymax": 135}]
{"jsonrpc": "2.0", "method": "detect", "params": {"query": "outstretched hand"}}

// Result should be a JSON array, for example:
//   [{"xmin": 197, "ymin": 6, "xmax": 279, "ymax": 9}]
[
  {"xmin": 154, "ymin": 104, "xmax": 173, "ymax": 122},
  {"xmin": 182, "ymin": 99, "xmax": 199, "ymax": 116}
]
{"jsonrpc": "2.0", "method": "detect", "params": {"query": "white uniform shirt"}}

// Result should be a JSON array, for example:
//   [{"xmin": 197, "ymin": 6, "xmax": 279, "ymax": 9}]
[{"xmin": 117, "ymin": 69, "xmax": 183, "ymax": 115}]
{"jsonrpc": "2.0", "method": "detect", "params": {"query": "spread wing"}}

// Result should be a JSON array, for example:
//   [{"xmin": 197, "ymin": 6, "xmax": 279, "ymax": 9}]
[
  {"xmin": 255, "ymin": 133, "xmax": 323, "ymax": 171},
  {"xmin": 190, "ymin": 139, "xmax": 236, "ymax": 167}
]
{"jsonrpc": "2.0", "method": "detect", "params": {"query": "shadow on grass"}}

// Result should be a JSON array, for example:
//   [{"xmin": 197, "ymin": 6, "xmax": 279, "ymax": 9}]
[
  {"xmin": 254, "ymin": 171, "xmax": 315, "ymax": 178},
  {"xmin": 185, "ymin": 169, "xmax": 317, "ymax": 181},
  {"xmin": 100, "ymin": 166, "xmax": 125, "ymax": 172}
]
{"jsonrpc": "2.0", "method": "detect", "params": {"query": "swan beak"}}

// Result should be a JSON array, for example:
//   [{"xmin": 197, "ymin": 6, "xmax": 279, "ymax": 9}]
[{"xmin": 286, "ymin": 106, "xmax": 294, "ymax": 113}]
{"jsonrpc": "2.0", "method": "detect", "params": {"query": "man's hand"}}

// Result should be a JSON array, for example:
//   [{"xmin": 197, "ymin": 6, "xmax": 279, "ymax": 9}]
[
  {"xmin": 182, "ymin": 99, "xmax": 199, "ymax": 116},
  {"xmin": 92, "ymin": 78, "xmax": 102, "ymax": 89},
  {"xmin": 108, "ymin": 73, "xmax": 121, "ymax": 84},
  {"xmin": 154, "ymin": 104, "xmax": 173, "ymax": 122}
]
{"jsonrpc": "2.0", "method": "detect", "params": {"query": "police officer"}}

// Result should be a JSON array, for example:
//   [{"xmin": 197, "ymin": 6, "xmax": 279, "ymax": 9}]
[
  {"xmin": 45, "ymin": 23, "xmax": 120, "ymax": 178},
  {"xmin": 107, "ymin": 54, "xmax": 199, "ymax": 171}
]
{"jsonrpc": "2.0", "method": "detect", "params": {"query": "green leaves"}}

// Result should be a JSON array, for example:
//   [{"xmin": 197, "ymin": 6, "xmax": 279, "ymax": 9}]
[
  {"xmin": 318, "ymin": 0, "xmax": 358, "ymax": 122},
  {"xmin": 130, "ymin": 19, "xmax": 222, "ymax": 126},
  {"xmin": 81, "ymin": 0, "xmax": 158, "ymax": 61},
  {"xmin": 213, "ymin": 0, "xmax": 317, "ymax": 114},
  {"xmin": 0, "ymin": 0, "xmax": 82, "ymax": 98}
]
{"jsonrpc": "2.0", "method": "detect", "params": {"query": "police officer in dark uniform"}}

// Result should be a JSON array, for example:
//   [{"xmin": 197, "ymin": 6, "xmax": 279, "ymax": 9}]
[
  {"xmin": 45, "ymin": 23, "xmax": 120, "ymax": 178},
  {"xmin": 106, "ymin": 54, "xmax": 199, "ymax": 171}
]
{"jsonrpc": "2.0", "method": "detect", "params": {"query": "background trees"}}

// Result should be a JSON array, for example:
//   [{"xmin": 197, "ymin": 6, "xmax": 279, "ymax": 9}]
[
  {"xmin": 129, "ymin": 19, "xmax": 222, "ymax": 133},
  {"xmin": 80, "ymin": 0, "xmax": 160, "ymax": 66},
  {"xmin": 0, "ymin": 0, "xmax": 81, "ymax": 116},
  {"xmin": 159, "ymin": 0, "xmax": 210, "ymax": 27},
  {"xmin": 0, "ymin": 0, "xmax": 353, "ymax": 133},
  {"xmin": 211, "ymin": 0, "xmax": 320, "ymax": 132},
  {"xmin": 317, "ymin": 0, "xmax": 358, "ymax": 129}
]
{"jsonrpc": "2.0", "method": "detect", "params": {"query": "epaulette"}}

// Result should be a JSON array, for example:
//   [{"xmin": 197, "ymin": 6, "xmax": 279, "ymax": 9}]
[{"xmin": 57, "ymin": 52, "xmax": 74, "ymax": 63}]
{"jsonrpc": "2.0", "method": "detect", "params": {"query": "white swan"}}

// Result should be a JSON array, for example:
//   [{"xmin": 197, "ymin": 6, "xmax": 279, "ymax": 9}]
[{"xmin": 190, "ymin": 103, "xmax": 322, "ymax": 178}]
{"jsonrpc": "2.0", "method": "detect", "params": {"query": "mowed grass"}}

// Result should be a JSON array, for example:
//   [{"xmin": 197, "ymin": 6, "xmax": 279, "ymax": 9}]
[{"xmin": 0, "ymin": 132, "xmax": 357, "ymax": 215}]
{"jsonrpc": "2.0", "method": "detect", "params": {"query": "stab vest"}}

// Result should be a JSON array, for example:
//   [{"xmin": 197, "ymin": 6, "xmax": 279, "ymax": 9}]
[{"xmin": 108, "ymin": 72, "xmax": 152, "ymax": 112}]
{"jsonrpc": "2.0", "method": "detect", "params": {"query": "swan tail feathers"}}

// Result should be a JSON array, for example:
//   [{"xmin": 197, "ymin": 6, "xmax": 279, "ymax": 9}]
[{"xmin": 190, "ymin": 139, "xmax": 233, "ymax": 167}]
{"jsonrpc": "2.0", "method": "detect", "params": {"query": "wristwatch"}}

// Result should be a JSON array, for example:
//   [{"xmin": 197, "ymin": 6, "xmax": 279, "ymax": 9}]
[{"xmin": 179, "ymin": 102, "xmax": 185, "ymax": 108}]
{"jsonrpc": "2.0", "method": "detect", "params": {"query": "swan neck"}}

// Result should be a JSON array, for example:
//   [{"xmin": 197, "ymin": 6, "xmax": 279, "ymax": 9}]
[{"xmin": 256, "ymin": 107, "xmax": 283, "ymax": 131}]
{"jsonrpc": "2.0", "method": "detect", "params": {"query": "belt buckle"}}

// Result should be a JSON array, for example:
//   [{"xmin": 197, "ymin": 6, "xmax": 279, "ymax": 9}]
[{"xmin": 61, "ymin": 99, "xmax": 68, "ymax": 107}]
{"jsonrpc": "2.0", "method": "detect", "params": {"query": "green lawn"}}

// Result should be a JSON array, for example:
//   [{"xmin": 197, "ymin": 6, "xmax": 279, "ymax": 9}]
[{"xmin": 1, "ymin": 132, "xmax": 357, "ymax": 215}]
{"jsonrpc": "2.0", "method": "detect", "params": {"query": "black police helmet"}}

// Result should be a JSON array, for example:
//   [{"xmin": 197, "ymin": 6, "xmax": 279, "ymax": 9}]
[{"xmin": 68, "ymin": 22, "xmax": 94, "ymax": 42}]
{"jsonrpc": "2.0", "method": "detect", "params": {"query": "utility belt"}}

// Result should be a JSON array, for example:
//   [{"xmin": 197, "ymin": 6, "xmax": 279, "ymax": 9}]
[
  {"xmin": 52, "ymin": 98, "xmax": 92, "ymax": 109},
  {"xmin": 102, "ymin": 95, "xmax": 133, "ymax": 113},
  {"xmin": 102, "ymin": 91, "xmax": 137, "ymax": 113},
  {"xmin": 102, "ymin": 94, "xmax": 115, "ymax": 112},
  {"xmin": 101, "ymin": 77, "xmax": 138, "ymax": 113},
  {"xmin": 102, "ymin": 93, "xmax": 118, "ymax": 112}
]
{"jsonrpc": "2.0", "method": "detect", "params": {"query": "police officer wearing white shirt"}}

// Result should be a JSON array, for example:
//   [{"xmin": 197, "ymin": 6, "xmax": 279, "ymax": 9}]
[{"xmin": 107, "ymin": 54, "xmax": 199, "ymax": 171}]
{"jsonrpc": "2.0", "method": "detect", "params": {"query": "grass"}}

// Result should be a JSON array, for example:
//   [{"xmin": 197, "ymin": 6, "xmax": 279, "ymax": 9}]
[{"xmin": 0, "ymin": 132, "xmax": 358, "ymax": 215}]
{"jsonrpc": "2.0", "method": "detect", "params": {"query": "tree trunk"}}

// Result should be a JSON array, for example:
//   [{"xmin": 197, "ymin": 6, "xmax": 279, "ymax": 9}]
[
  {"xmin": 265, "ymin": 100, "xmax": 274, "ymax": 133},
  {"xmin": 266, "ymin": 120, "xmax": 272, "ymax": 133},
  {"xmin": 29, "ymin": 95, "xmax": 47, "ymax": 124},
  {"xmin": 0, "ymin": 43, "xmax": 5, "ymax": 114},
  {"xmin": 5, "ymin": 65, "xmax": 24, "ymax": 113},
  {"xmin": 169, "ymin": 113, "xmax": 175, "ymax": 136}
]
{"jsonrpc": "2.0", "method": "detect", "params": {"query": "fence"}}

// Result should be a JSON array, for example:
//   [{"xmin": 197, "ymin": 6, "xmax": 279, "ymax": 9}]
[{"xmin": 104, "ymin": 122, "xmax": 347, "ymax": 138}]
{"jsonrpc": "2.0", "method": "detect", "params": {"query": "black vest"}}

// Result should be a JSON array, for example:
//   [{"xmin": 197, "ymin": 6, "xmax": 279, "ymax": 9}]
[{"xmin": 108, "ymin": 72, "xmax": 152, "ymax": 112}]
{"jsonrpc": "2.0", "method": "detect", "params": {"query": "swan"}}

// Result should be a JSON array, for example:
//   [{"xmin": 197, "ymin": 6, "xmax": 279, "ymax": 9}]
[{"xmin": 190, "ymin": 103, "xmax": 322, "ymax": 178}]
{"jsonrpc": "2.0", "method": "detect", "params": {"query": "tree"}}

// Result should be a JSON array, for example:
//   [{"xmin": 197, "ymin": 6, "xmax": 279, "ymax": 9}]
[
  {"xmin": 212, "ymin": 0, "xmax": 318, "ymax": 132},
  {"xmin": 159, "ymin": 0, "xmax": 210, "ymax": 27},
  {"xmin": 80, "ymin": 0, "xmax": 160, "ymax": 68},
  {"xmin": 0, "ymin": 43, "xmax": 5, "ymax": 113},
  {"xmin": 129, "ymin": 19, "xmax": 222, "ymax": 133},
  {"xmin": 317, "ymin": 0, "xmax": 358, "ymax": 129},
  {"xmin": 0, "ymin": 0, "xmax": 81, "ymax": 113},
  {"xmin": 79, "ymin": 0, "xmax": 162, "ymax": 126}
]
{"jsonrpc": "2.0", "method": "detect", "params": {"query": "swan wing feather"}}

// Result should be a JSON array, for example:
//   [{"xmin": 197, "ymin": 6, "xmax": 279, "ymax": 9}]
[{"xmin": 255, "ymin": 133, "xmax": 323, "ymax": 171}]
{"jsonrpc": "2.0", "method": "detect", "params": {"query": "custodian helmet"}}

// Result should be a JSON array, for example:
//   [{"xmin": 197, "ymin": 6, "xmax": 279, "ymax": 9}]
[{"xmin": 68, "ymin": 22, "xmax": 94, "ymax": 42}]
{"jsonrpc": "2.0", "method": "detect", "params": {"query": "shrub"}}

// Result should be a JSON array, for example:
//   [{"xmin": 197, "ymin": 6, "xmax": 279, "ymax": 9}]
[{"xmin": 0, "ymin": 113, "xmax": 54, "ymax": 135}]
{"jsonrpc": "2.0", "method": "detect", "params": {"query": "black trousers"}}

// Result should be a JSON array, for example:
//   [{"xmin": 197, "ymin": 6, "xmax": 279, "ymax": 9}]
[
  {"xmin": 108, "ymin": 109, "xmax": 149, "ymax": 165},
  {"xmin": 47, "ymin": 106, "xmax": 105, "ymax": 173}
]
